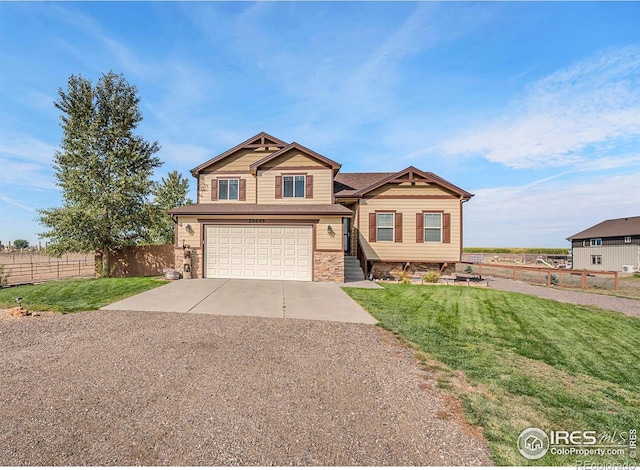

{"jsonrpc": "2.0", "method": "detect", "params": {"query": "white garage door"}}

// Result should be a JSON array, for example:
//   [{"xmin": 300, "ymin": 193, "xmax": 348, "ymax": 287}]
[{"xmin": 205, "ymin": 225, "xmax": 313, "ymax": 281}]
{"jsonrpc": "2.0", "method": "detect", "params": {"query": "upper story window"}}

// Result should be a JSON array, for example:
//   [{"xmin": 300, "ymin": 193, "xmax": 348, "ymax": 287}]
[
  {"xmin": 625, "ymin": 236, "xmax": 632, "ymax": 243},
  {"xmin": 376, "ymin": 213, "xmax": 394, "ymax": 242},
  {"xmin": 424, "ymin": 213, "xmax": 442, "ymax": 243},
  {"xmin": 218, "ymin": 179, "xmax": 239, "ymax": 200},
  {"xmin": 590, "ymin": 238, "xmax": 602, "ymax": 246},
  {"xmin": 283, "ymin": 175, "xmax": 305, "ymax": 198}
]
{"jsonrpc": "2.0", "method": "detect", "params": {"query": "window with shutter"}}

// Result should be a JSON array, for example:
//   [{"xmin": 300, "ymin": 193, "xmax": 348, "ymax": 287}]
[
  {"xmin": 239, "ymin": 179, "xmax": 246, "ymax": 201},
  {"xmin": 210, "ymin": 179, "xmax": 218, "ymax": 201},
  {"xmin": 218, "ymin": 179, "xmax": 239, "ymax": 200},
  {"xmin": 376, "ymin": 213, "xmax": 394, "ymax": 242},
  {"xmin": 424, "ymin": 213, "xmax": 442, "ymax": 243},
  {"xmin": 394, "ymin": 213, "xmax": 403, "ymax": 243},
  {"xmin": 368, "ymin": 213, "xmax": 377, "ymax": 242},
  {"xmin": 442, "ymin": 213, "xmax": 451, "ymax": 244},
  {"xmin": 416, "ymin": 213, "xmax": 424, "ymax": 243},
  {"xmin": 306, "ymin": 175, "xmax": 314, "ymax": 198}
]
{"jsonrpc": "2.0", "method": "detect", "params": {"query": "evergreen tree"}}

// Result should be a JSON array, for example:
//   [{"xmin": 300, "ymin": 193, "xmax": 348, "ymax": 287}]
[
  {"xmin": 38, "ymin": 71, "xmax": 161, "ymax": 277},
  {"xmin": 149, "ymin": 171, "xmax": 192, "ymax": 244}
]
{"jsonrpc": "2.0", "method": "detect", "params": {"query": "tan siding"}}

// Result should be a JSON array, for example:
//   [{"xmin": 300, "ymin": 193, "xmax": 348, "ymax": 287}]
[
  {"xmin": 357, "ymin": 197, "xmax": 462, "ymax": 262},
  {"xmin": 199, "ymin": 148, "xmax": 276, "ymax": 173},
  {"xmin": 181, "ymin": 214, "xmax": 341, "ymax": 252},
  {"xmin": 198, "ymin": 174, "xmax": 257, "ymax": 204},
  {"xmin": 262, "ymin": 149, "xmax": 327, "ymax": 169},
  {"xmin": 368, "ymin": 182, "xmax": 458, "ymax": 197},
  {"xmin": 572, "ymin": 245, "xmax": 640, "ymax": 272},
  {"xmin": 315, "ymin": 217, "xmax": 343, "ymax": 251},
  {"xmin": 176, "ymin": 216, "xmax": 202, "ymax": 250},
  {"xmin": 257, "ymin": 168, "xmax": 333, "ymax": 204}
]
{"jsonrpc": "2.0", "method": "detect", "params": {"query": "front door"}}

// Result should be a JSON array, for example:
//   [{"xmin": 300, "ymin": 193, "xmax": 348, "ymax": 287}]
[{"xmin": 343, "ymin": 217, "xmax": 350, "ymax": 253}]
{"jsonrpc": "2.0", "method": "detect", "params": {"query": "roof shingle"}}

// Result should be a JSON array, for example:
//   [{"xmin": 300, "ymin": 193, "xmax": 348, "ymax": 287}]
[{"xmin": 568, "ymin": 216, "xmax": 640, "ymax": 240}]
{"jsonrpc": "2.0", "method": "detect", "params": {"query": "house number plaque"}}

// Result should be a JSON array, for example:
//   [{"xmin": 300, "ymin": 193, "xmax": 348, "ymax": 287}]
[{"xmin": 249, "ymin": 219, "xmax": 266, "ymax": 223}]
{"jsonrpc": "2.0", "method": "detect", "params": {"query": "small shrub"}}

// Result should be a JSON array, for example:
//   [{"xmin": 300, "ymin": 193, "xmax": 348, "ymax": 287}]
[
  {"xmin": 422, "ymin": 271, "xmax": 440, "ymax": 284},
  {"xmin": 550, "ymin": 274, "xmax": 559, "ymax": 286},
  {"xmin": 464, "ymin": 265, "xmax": 474, "ymax": 274},
  {"xmin": 633, "ymin": 272, "xmax": 640, "ymax": 279},
  {"xmin": 390, "ymin": 267, "xmax": 411, "ymax": 284}
]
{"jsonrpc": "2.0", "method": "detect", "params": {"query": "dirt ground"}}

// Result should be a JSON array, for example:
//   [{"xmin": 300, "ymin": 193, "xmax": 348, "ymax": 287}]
[{"xmin": 0, "ymin": 310, "xmax": 492, "ymax": 466}]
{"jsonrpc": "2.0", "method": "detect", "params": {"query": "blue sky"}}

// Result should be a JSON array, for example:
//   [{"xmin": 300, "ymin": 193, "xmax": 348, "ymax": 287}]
[{"xmin": 1, "ymin": 2, "xmax": 640, "ymax": 248}]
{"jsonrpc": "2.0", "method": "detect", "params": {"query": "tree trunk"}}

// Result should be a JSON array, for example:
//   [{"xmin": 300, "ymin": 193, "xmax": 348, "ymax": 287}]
[{"xmin": 102, "ymin": 249, "xmax": 111, "ymax": 278}]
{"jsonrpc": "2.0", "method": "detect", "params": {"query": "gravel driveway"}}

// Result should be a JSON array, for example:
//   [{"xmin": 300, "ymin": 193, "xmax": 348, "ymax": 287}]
[
  {"xmin": 0, "ymin": 311, "xmax": 491, "ymax": 466},
  {"xmin": 488, "ymin": 278, "xmax": 640, "ymax": 317}
]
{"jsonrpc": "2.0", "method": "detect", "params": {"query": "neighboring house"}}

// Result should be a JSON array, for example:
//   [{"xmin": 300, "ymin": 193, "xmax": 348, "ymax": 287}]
[
  {"xmin": 567, "ymin": 216, "xmax": 640, "ymax": 272},
  {"xmin": 168, "ymin": 132, "xmax": 473, "ymax": 283}
]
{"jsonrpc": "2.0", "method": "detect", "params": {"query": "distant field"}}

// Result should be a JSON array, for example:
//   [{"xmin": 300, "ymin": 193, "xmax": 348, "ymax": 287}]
[{"xmin": 464, "ymin": 247, "xmax": 569, "ymax": 255}]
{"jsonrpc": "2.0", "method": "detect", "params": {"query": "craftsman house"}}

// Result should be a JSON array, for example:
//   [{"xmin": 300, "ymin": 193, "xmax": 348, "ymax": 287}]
[
  {"xmin": 568, "ymin": 216, "xmax": 640, "ymax": 273},
  {"xmin": 168, "ymin": 132, "xmax": 473, "ymax": 283}
]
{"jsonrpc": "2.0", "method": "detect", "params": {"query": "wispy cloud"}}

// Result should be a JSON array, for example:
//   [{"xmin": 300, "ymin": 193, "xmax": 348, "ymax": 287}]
[
  {"xmin": 0, "ymin": 194, "xmax": 36, "ymax": 213},
  {"xmin": 466, "ymin": 170, "xmax": 640, "ymax": 246},
  {"xmin": 0, "ymin": 133, "xmax": 57, "ymax": 164},
  {"xmin": 441, "ymin": 46, "xmax": 640, "ymax": 169}
]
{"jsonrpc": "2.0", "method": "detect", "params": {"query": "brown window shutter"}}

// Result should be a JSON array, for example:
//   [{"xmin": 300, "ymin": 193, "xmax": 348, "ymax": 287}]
[
  {"xmin": 369, "ymin": 213, "xmax": 377, "ymax": 242},
  {"xmin": 395, "ymin": 212, "xmax": 403, "ymax": 243},
  {"xmin": 416, "ymin": 213, "xmax": 424, "ymax": 243},
  {"xmin": 211, "ymin": 179, "xmax": 218, "ymax": 201},
  {"xmin": 443, "ymin": 213, "xmax": 451, "ymax": 243},
  {"xmin": 306, "ymin": 175, "xmax": 313, "ymax": 198},
  {"xmin": 239, "ymin": 179, "xmax": 246, "ymax": 201},
  {"xmin": 275, "ymin": 175, "xmax": 282, "ymax": 199}
]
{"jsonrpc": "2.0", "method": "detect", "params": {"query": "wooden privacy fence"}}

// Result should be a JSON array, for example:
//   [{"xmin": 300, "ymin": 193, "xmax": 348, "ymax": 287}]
[
  {"xmin": 1, "ymin": 258, "xmax": 95, "ymax": 286},
  {"xmin": 459, "ymin": 262, "xmax": 619, "ymax": 291}
]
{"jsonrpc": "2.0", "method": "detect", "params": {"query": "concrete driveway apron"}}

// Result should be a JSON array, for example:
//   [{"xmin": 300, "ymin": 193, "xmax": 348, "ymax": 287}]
[{"xmin": 102, "ymin": 279, "xmax": 377, "ymax": 324}]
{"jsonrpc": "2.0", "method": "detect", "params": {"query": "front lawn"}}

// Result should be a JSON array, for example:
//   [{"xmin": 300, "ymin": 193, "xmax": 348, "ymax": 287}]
[
  {"xmin": 0, "ymin": 277, "xmax": 169, "ymax": 313},
  {"xmin": 344, "ymin": 283, "xmax": 640, "ymax": 466}
]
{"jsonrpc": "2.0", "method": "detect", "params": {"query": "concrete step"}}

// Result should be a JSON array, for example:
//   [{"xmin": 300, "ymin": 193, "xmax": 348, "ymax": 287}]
[{"xmin": 345, "ymin": 269, "xmax": 365, "ymax": 277}]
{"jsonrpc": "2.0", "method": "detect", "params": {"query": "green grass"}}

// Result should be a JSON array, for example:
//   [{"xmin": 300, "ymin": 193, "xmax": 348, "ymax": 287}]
[
  {"xmin": 464, "ymin": 247, "xmax": 569, "ymax": 254},
  {"xmin": 0, "ymin": 277, "xmax": 169, "ymax": 313},
  {"xmin": 344, "ymin": 283, "xmax": 640, "ymax": 466}
]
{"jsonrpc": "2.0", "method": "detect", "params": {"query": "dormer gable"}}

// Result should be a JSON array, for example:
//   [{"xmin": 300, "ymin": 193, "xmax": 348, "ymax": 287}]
[
  {"xmin": 190, "ymin": 132, "xmax": 288, "ymax": 177},
  {"xmin": 353, "ymin": 166, "xmax": 474, "ymax": 200},
  {"xmin": 249, "ymin": 142, "xmax": 341, "ymax": 175}
]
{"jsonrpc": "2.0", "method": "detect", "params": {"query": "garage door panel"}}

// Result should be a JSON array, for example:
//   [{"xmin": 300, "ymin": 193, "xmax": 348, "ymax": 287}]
[{"xmin": 206, "ymin": 225, "xmax": 313, "ymax": 281}]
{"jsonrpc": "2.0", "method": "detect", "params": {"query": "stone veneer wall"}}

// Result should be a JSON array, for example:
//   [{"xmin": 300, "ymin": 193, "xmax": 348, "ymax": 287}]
[
  {"xmin": 370, "ymin": 261, "xmax": 455, "ymax": 279},
  {"xmin": 314, "ymin": 251, "xmax": 344, "ymax": 283},
  {"xmin": 174, "ymin": 247, "xmax": 201, "ymax": 279}
]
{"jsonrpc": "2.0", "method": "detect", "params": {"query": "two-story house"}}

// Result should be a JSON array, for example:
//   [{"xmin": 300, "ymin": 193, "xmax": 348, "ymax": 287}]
[
  {"xmin": 168, "ymin": 132, "xmax": 473, "ymax": 283},
  {"xmin": 567, "ymin": 216, "xmax": 640, "ymax": 272}
]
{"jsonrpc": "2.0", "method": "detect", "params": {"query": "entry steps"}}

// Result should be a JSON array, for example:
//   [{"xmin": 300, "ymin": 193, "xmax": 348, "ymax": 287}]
[{"xmin": 344, "ymin": 255, "xmax": 365, "ymax": 282}]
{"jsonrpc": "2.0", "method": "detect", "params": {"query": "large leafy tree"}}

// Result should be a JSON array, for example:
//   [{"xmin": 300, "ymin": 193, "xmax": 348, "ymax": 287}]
[
  {"xmin": 38, "ymin": 71, "xmax": 161, "ymax": 277},
  {"xmin": 149, "ymin": 170, "xmax": 192, "ymax": 245}
]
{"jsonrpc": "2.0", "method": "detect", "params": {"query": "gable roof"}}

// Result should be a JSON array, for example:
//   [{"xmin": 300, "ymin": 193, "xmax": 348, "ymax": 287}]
[
  {"xmin": 190, "ymin": 132, "xmax": 288, "ymax": 177},
  {"xmin": 334, "ymin": 166, "xmax": 473, "ymax": 200},
  {"xmin": 249, "ymin": 142, "xmax": 342, "ymax": 174},
  {"xmin": 567, "ymin": 216, "xmax": 640, "ymax": 240}
]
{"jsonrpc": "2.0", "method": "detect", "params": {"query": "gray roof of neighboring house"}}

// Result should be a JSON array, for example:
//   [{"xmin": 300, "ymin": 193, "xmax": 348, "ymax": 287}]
[
  {"xmin": 567, "ymin": 216, "xmax": 640, "ymax": 240},
  {"xmin": 168, "ymin": 203, "xmax": 353, "ymax": 217}
]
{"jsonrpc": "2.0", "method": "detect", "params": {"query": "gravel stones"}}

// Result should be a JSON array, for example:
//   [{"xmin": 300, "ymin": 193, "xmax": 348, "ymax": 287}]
[{"xmin": 0, "ymin": 310, "xmax": 492, "ymax": 466}]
